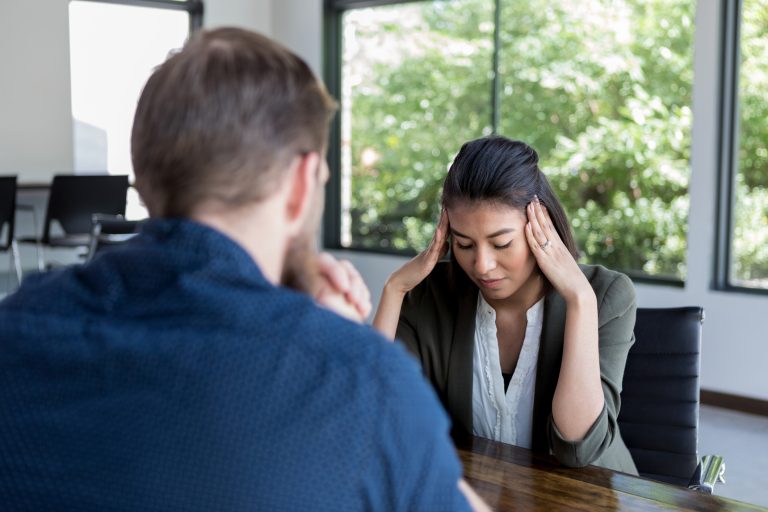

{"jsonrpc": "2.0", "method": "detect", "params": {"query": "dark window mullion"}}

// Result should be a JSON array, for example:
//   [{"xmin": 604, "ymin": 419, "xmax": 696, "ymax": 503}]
[
  {"xmin": 715, "ymin": 0, "xmax": 742, "ymax": 290},
  {"xmin": 323, "ymin": 1, "xmax": 344, "ymax": 249}
]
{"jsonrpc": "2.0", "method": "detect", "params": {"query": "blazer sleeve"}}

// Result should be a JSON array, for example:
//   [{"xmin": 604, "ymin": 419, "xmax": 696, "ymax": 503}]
[
  {"xmin": 546, "ymin": 272, "xmax": 637, "ymax": 467},
  {"xmin": 395, "ymin": 287, "xmax": 423, "ymax": 359}
]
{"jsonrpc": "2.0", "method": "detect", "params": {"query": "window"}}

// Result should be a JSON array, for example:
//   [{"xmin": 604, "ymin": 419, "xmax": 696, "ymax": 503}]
[
  {"xmin": 719, "ymin": 0, "xmax": 768, "ymax": 291},
  {"xmin": 325, "ymin": 0, "xmax": 695, "ymax": 282},
  {"xmin": 68, "ymin": 0, "xmax": 202, "ymax": 177}
]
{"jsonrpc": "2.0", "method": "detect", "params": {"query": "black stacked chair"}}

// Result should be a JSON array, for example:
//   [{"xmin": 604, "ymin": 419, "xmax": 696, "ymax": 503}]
[
  {"xmin": 0, "ymin": 176, "xmax": 22, "ymax": 287},
  {"xmin": 17, "ymin": 174, "xmax": 129, "ymax": 270},
  {"xmin": 619, "ymin": 307, "xmax": 723, "ymax": 492}
]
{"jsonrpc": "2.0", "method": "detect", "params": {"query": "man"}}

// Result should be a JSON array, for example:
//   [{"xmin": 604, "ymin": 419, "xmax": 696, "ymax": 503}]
[{"xmin": 0, "ymin": 28, "xmax": 487, "ymax": 511}]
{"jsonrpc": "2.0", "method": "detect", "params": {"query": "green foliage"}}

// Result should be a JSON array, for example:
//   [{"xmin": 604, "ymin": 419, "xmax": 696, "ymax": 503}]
[
  {"xmin": 345, "ymin": 1, "xmax": 493, "ymax": 250},
  {"xmin": 493, "ymin": 0, "xmax": 694, "ymax": 278},
  {"xmin": 342, "ymin": 0, "xmax": 767, "ymax": 285},
  {"xmin": 733, "ymin": 0, "xmax": 768, "ymax": 286}
]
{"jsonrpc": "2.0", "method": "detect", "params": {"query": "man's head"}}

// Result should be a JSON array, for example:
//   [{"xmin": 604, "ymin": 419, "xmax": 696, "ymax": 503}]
[{"xmin": 131, "ymin": 27, "xmax": 337, "ymax": 219}]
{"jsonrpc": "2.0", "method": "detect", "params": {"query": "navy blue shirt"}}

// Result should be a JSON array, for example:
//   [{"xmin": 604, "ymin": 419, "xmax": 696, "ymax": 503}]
[{"xmin": 0, "ymin": 219, "xmax": 469, "ymax": 511}]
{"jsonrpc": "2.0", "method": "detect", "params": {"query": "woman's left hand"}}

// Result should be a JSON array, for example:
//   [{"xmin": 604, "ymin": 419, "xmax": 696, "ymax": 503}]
[{"xmin": 524, "ymin": 196, "xmax": 593, "ymax": 304}]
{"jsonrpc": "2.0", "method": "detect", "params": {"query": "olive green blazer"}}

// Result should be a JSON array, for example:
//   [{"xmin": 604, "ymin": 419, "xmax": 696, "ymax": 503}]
[{"xmin": 396, "ymin": 261, "xmax": 639, "ymax": 475}]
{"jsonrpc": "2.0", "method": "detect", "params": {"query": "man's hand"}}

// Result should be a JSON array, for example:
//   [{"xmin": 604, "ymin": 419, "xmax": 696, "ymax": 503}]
[{"xmin": 313, "ymin": 253, "xmax": 372, "ymax": 323}]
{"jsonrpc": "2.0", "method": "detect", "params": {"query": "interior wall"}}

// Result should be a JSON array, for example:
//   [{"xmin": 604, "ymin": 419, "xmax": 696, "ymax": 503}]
[
  {"xmin": 272, "ymin": 0, "xmax": 323, "ymax": 74},
  {"xmin": 204, "ymin": 0, "xmax": 272, "ymax": 34},
  {"xmin": 0, "ymin": 0, "xmax": 75, "ymax": 184}
]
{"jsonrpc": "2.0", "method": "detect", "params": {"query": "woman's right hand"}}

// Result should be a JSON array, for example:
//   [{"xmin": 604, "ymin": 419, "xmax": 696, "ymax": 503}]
[
  {"xmin": 373, "ymin": 210, "xmax": 450, "ymax": 340},
  {"xmin": 387, "ymin": 209, "xmax": 450, "ymax": 296}
]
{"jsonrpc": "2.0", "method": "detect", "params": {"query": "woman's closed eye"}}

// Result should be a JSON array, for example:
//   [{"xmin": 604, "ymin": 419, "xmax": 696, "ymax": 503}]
[
  {"xmin": 455, "ymin": 241, "xmax": 473, "ymax": 250},
  {"xmin": 454, "ymin": 240, "xmax": 512, "ymax": 250}
]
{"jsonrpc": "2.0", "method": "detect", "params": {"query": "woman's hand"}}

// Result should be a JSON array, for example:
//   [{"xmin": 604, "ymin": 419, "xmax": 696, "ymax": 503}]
[
  {"xmin": 526, "ymin": 197, "xmax": 604, "ymax": 440},
  {"xmin": 372, "ymin": 210, "xmax": 449, "ymax": 340},
  {"xmin": 387, "ymin": 209, "xmax": 450, "ymax": 296},
  {"xmin": 524, "ymin": 196, "xmax": 593, "ymax": 305},
  {"xmin": 313, "ymin": 252, "xmax": 372, "ymax": 323}
]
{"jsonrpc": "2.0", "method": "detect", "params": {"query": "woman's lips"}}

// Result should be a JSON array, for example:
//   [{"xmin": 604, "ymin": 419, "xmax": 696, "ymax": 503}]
[{"xmin": 478, "ymin": 278, "xmax": 504, "ymax": 288}]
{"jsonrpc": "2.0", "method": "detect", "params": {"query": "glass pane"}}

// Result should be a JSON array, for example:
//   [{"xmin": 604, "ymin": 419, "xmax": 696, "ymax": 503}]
[
  {"xmin": 498, "ymin": 0, "xmax": 695, "ymax": 280},
  {"xmin": 341, "ymin": 0, "xmax": 494, "ymax": 251},
  {"xmin": 69, "ymin": 1, "xmax": 189, "ymax": 179},
  {"xmin": 732, "ymin": 0, "xmax": 768, "ymax": 289}
]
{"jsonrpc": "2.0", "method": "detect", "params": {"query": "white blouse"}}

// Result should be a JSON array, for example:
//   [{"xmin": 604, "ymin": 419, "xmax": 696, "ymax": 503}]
[{"xmin": 471, "ymin": 294, "xmax": 544, "ymax": 448}]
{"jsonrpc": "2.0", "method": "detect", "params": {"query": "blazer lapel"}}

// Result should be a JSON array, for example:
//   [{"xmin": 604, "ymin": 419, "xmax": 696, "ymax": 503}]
[
  {"xmin": 532, "ymin": 290, "xmax": 566, "ymax": 452},
  {"xmin": 444, "ymin": 288, "xmax": 477, "ymax": 437}
]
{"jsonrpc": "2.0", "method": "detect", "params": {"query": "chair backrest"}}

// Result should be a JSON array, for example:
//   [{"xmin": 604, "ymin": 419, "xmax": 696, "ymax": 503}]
[
  {"xmin": 42, "ymin": 175, "xmax": 129, "ymax": 242},
  {"xmin": 618, "ymin": 306, "xmax": 704, "ymax": 486},
  {"xmin": 86, "ymin": 213, "xmax": 143, "ymax": 262},
  {"xmin": 0, "ymin": 176, "xmax": 18, "ymax": 250}
]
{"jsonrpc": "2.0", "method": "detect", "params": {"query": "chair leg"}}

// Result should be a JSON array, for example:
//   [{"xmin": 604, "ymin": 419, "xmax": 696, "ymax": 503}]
[
  {"xmin": 6, "ymin": 250, "xmax": 12, "ymax": 292},
  {"xmin": 27, "ymin": 206, "xmax": 44, "ymax": 272},
  {"xmin": 11, "ymin": 239, "xmax": 22, "ymax": 285},
  {"xmin": 35, "ymin": 241, "xmax": 44, "ymax": 272}
]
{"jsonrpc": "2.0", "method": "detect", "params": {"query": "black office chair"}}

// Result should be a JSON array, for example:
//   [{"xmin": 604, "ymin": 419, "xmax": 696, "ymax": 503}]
[
  {"xmin": 619, "ymin": 307, "xmax": 724, "ymax": 492},
  {"xmin": 0, "ymin": 176, "xmax": 23, "ymax": 288},
  {"xmin": 17, "ymin": 174, "xmax": 129, "ymax": 270},
  {"xmin": 86, "ymin": 213, "xmax": 143, "ymax": 262}
]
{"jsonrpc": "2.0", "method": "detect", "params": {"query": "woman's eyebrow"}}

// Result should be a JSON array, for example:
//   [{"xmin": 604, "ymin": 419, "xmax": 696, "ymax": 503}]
[
  {"xmin": 450, "ymin": 227, "xmax": 515, "ymax": 239},
  {"xmin": 487, "ymin": 228, "xmax": 516, "ymax": 238}
]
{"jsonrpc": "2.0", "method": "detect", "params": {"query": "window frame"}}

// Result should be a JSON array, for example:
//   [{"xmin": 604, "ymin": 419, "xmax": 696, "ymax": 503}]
[
  {"xmin": 715, "ymin": 0, "xmax": 768, "ymax": 295},
  {"xmin": 322, "ymin": 0, "xmax": 692, "ymax": 288}
]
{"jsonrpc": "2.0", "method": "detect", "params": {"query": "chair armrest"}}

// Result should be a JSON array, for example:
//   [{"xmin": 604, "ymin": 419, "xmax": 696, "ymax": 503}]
[{"xmin": 688, "ymin": 455, "xmax": 726, "ymax": 494}]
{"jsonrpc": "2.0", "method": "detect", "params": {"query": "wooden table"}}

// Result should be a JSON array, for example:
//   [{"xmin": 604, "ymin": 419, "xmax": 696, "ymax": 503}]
[{"xmin": 458, "ymin": 436, "xmax": 765, "ymax": 511}]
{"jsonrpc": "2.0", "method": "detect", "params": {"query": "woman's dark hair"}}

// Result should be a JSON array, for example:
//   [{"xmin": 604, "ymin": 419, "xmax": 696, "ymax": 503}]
[{"xmin": 442, "ymin": 136, "xmax": 579, "ymax": 260}]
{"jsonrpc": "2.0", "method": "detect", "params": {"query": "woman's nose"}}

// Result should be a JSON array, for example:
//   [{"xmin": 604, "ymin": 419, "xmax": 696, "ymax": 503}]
[{"xmin": 474, "ymin": 248, "xmax": 496, "ymax": 275}]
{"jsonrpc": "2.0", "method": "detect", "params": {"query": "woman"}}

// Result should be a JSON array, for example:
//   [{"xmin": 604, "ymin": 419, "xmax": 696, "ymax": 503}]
[{"xmin": 373, "ymin": 136, "xmax": 638, "ymax": 474}]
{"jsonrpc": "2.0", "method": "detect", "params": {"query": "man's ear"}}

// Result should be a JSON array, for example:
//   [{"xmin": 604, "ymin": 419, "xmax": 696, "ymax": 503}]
[{"xmin": 284, "ymin": 151, "xmax": 321, "ymax": 234}]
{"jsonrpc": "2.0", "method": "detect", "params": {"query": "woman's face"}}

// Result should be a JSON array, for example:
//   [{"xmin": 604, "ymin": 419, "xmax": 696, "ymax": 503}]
[{"xmin": 447, "ymin": 201, "xmax": 538, "ymax": 302}]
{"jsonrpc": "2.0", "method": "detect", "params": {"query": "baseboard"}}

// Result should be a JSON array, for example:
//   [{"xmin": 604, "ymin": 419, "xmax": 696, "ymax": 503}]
[{"xmin": 701, "ymin": 389, "xmax": 768, "ymax": 417}]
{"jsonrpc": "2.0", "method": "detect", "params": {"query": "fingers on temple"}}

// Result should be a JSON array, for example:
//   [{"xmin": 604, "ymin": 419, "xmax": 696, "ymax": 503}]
[
  {"xmin": 535, "ymin": 198, "xmax": 553, "ymax": 236},
  {"xmin": 527, "ymin": 202, "xmax": 546, "ymax": 244},
  {"xmin": 525, "ymin": 222, "xmax": 542, "ymax": 253}
]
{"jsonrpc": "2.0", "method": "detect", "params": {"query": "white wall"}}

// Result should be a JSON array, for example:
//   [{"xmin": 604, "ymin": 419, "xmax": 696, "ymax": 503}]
[
  {"xmin": 272, "ymin": 0, "xmax": 323, "ymax": 74},
  {"xmin": 0, "ymin": 0, "xmax": 75, "ymax": 183},
  {"xmin": 204, "ymin": 0, "xmax": 272, "ymax": 34},
  {"xmin": 273, "ymin": 0, "xmax": 768, "ymax": 401}
]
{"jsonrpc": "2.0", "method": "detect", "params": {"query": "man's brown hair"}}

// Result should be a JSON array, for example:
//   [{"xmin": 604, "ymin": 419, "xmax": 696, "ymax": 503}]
[{"xmin": 131, "ymin": 28, "xmax": 337, "ymax": 217}]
